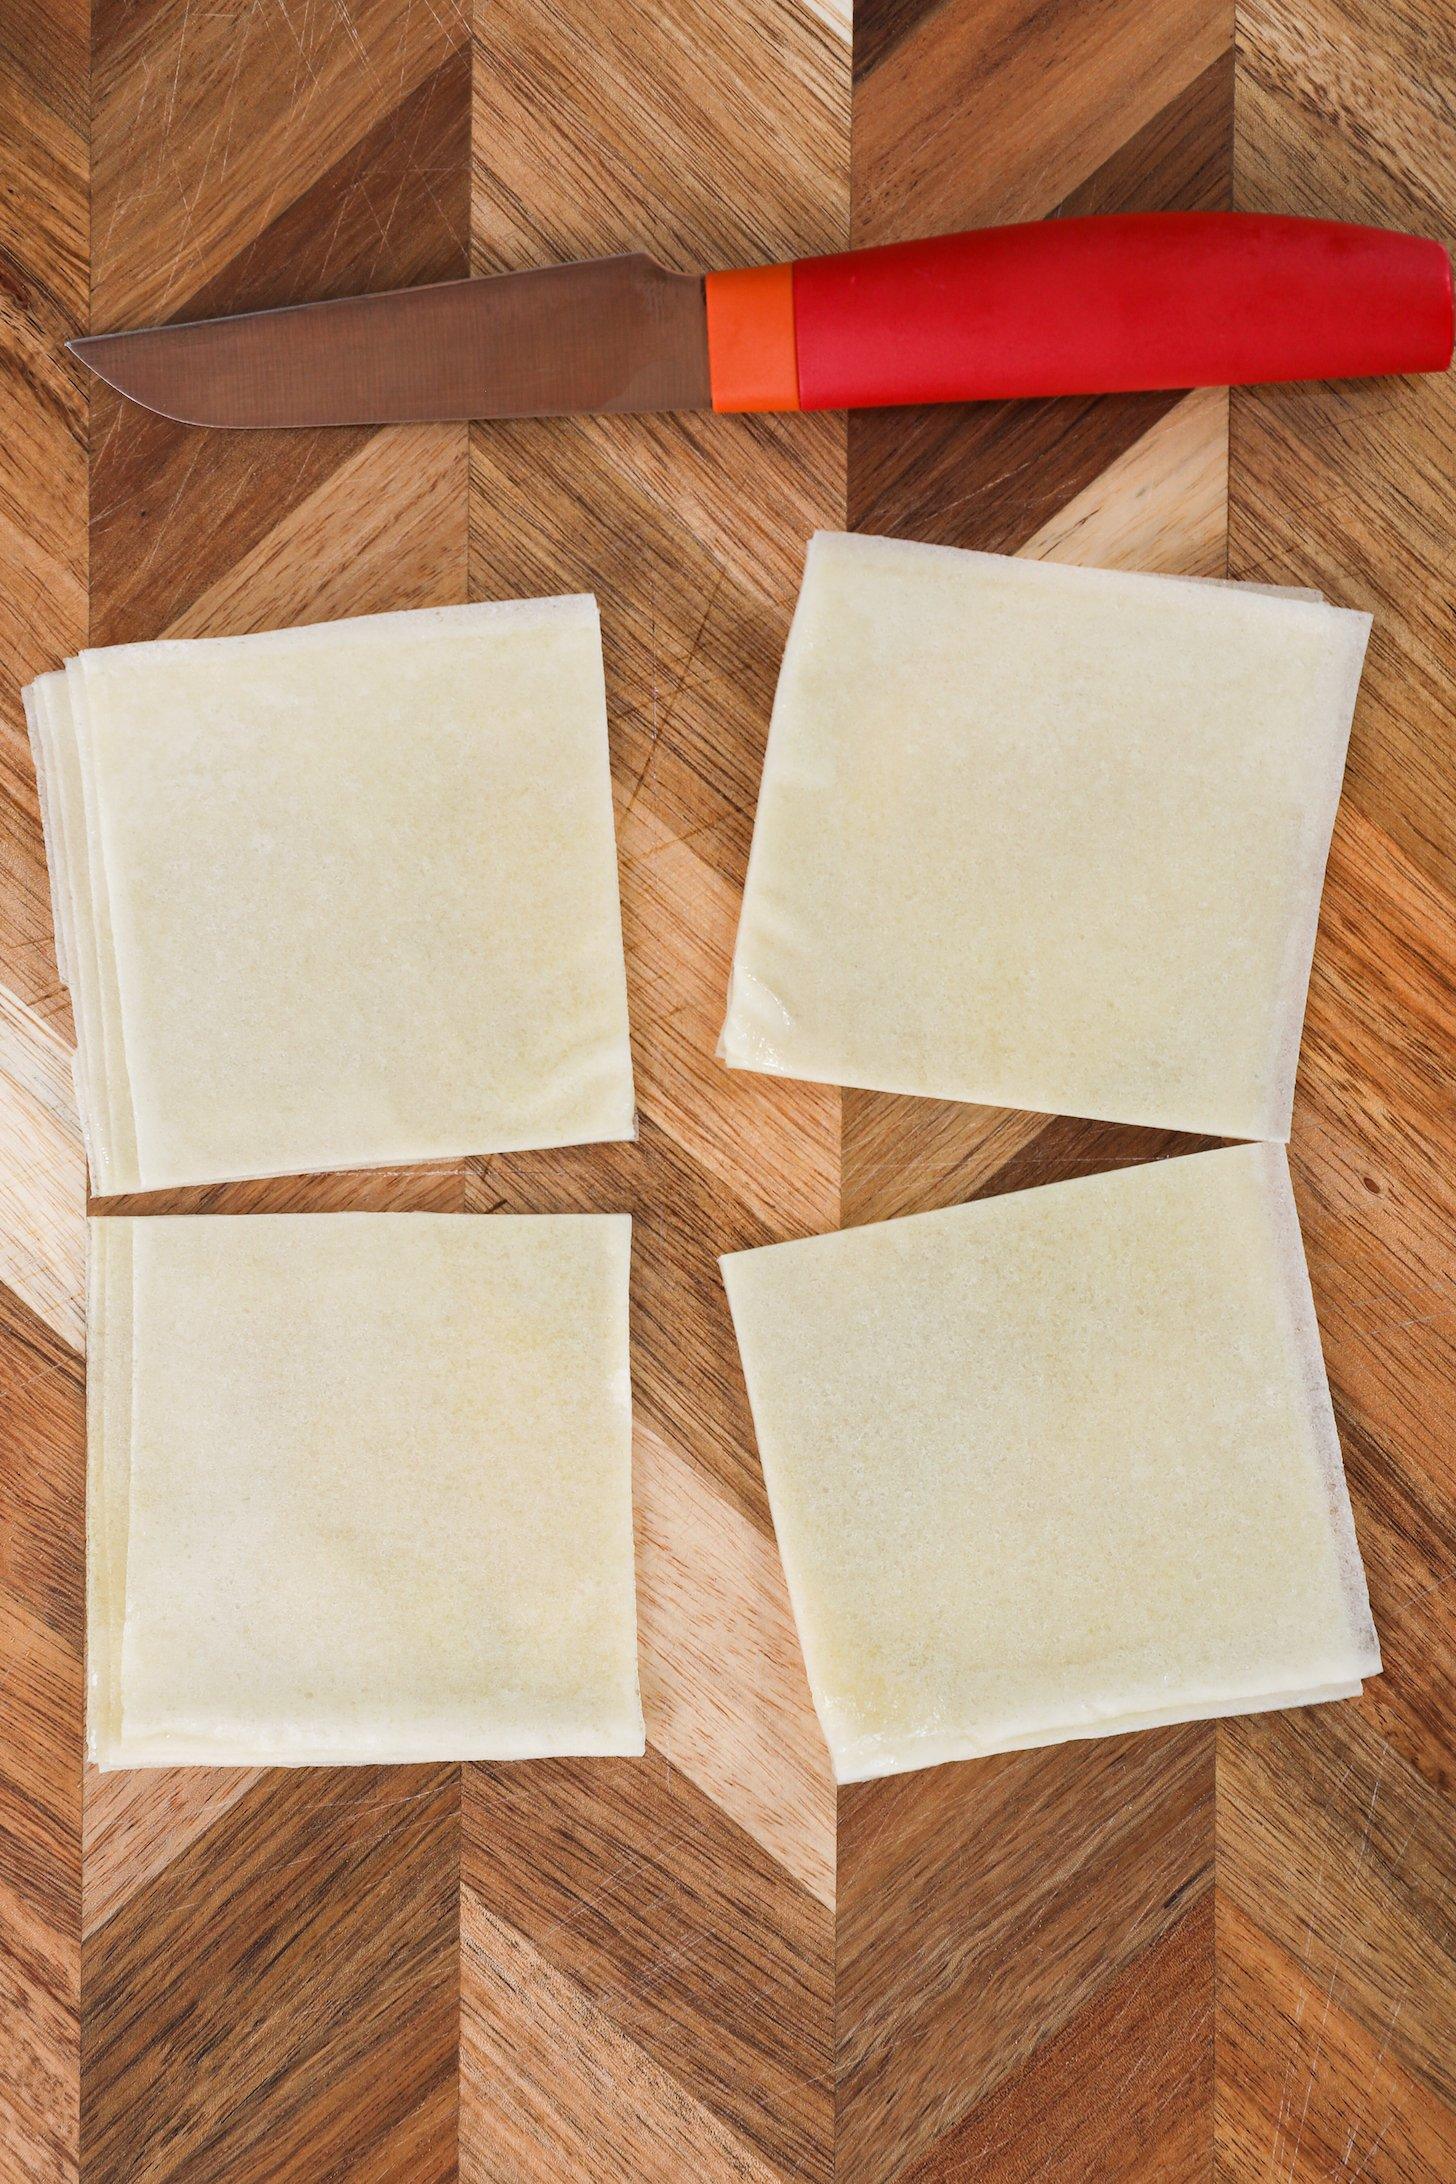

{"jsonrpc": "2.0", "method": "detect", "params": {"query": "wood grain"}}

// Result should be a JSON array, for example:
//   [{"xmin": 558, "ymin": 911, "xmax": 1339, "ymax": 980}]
[
  {"xmin": 0, "ymin": 1, "xmax": 86, "ymax": 1032},
  {"xmin": 82, "ymin": 1767, "xmax": 459, "ymax": 2183},
  {"xmin": 834, "ymin": 0, "xmax": 1455, "ymax": 2174},
  {"xmin": 0, "ymin": 1285, "xmax": 82, "ymax": 2183},
  {"xmin": 0, "ymin": 6, "xmax": 86, "ymax": 2177},
  {"xmin": 465, "ymin": 8, "xmax": 845, "ymax": 2172},
  {"xmin": 838, "ymin": 1728, "xmax": 1213, "ymax": 2181},
  {"xmin": 1220, "ymin": 4, "xmax": 1456, "ymax": 2169},
  {"xmin": 0, "ymin": 987, "xmax": 86, "ymax": 1352},
  {"xmin": 0, "ymin": 0, "xmax": 1451, "ymax": 2175},
  {"xmin": 76, "ymin": 6, "xmax": 475, "ymax": 2177},
  {"xmin": 464, "ymin": 1757, "xmax": 833, "ymax": 2179},
  {"xmin": 88, "ymin": 33, "xmax": 471, "ymax": 648},
  {"xmin": 897, "ymin": 1895, "xmax": 1215, "ymax": 2183}
]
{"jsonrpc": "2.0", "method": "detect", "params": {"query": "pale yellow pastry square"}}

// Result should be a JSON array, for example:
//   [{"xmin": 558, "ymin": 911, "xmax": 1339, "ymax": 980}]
[
  {"xmin": 89, "ymin": 1212, "xmax": 643, "ymax": 1768},
  {"xmin": 722, "ymin": 533, "xmax": 1370, "ymax": 1140},
  {"xmin": 722, "ymin": 1144, "xmax": 1378, "ymax": 1783},
  {"xmin": 39, "ymin": 596, "xmax": 634, "ymax": 1191}
]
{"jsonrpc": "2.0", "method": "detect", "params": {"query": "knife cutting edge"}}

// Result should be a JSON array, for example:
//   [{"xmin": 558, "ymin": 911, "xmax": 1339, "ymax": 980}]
[{"xmin": 70, "ymin": 212, "xmax": 1454, "ymax": 429}]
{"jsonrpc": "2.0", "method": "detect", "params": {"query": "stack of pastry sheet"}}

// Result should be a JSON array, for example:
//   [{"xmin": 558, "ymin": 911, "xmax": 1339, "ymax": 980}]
[
  {"xmin": 89, "ymin": 1212, "xmax": 644, "ymax": 1768},
  {"xmin": 26, "ymin": 597, "xmax": 635, "ymax": 1192},
  {"xmin": 723, "ymin": 1145, "xmax": 1379, "ymax": 1782},
  {"xmin": 722, "ymin": 532, "xmax": 1372, "ymax": 1140}
]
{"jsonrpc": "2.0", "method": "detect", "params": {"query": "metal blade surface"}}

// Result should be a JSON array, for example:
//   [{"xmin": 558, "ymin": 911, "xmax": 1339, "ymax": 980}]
[{"xmin": 70, "ymin": 254, "xmax": 712, "ymax": 426}]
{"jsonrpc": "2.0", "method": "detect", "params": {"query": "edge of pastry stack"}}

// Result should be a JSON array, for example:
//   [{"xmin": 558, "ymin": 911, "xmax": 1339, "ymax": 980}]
[{"xmin": 27, "ymin": 597, "xmax": 635, "ymax": 1195}]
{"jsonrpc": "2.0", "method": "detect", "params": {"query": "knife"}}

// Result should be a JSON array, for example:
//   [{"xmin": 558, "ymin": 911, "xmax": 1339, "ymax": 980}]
[{"xmin": 71, "ymin": 212, "xmax": 1453, "ymax": 428}]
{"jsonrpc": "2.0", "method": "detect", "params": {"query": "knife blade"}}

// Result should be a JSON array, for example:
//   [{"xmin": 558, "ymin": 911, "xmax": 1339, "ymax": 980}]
[
  {"xmin": 70, "ymin": 214, "xmax": 1453, "ymax": 429},
  {"xmin": 70, "ymin": 253, "xmax": 712, "ymax": 428}
]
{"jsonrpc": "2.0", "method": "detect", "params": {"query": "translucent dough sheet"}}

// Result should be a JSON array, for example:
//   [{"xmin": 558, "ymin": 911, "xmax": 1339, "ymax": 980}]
[
  {"xmin": 25, "ymin": 673, "xmax": 136, "ymax": 1186},
  {"xmin": 24, "ymin": 677, "xmax": 71, "ymax": 990},
  {"xmin": 86, "ymin": 1218, "xmax": 132, "ymax": 1764},
  {"xmin": 88, "ymin": 1212, "xmax": 644, "ymax": 1769},
  {"xmin": 27, "ymin": 597, "xmax": 635, "ymax": 1191},
  {"xmin": 721, "ymin": 1144, "xmax": 1379, "ymax": 1784},
  {"xmin": 65, "ymin": 657, "xmax": 144, "ymax": 1188},
  {"xmin": 721, "ymin": 532, "xmax": 1372, "ymax": 1141}
]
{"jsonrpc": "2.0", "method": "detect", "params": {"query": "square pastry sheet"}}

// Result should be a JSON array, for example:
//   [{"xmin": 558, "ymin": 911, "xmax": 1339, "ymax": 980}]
[
  {"xmin": 28, "ymin": 597, "xmax": 635, "ymax": 1191},
  {"xmin": 722, "ymin": 1144, "xmax": 1378, "ymax": 1783},
  {"xmin": 721, "ymin": 533, "xmax": 1371, "ymax": 1140},
  {"xmin": 89, "ymin": 1213, "xmax": 643, "ymax": 1768}
]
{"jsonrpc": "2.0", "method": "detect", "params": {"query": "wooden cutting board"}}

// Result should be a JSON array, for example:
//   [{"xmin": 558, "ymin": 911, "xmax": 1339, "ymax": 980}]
[{"xmin": 2, "ymin": 0, "xmax": 1453, "ymax": 2176}]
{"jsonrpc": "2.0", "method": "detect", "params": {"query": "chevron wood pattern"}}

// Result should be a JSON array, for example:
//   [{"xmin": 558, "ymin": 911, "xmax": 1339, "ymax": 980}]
[
  {"xmin": 0, "ymin": 0, "xmax": 1450, "ymax": 2178},
  {"xmin": 1219, "ymin": 7, "xmax": 1456, "ymax": 2179},
  {"xmin": 835, "ymin": 12, "xmax": 1231, "ymax": 2180},
  {"xmin": 1, "ymin": 5, "xmax": 87, "ymax": 2178}
]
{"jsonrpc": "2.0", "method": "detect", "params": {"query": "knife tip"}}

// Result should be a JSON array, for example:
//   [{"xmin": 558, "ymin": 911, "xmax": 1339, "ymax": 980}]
[{"xmin": 65, "ymin": 332, "xmax": 200, "ymax": 423}]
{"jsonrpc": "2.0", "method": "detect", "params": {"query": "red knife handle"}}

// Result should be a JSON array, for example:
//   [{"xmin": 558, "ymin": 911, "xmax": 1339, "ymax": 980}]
[{"xmin": 703, "ymin": 213, "xmax": 1454, "ymax": 413}]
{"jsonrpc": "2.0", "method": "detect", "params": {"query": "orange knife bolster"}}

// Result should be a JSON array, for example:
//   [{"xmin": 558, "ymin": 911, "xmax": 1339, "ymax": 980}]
[{"xmin": 704, "ymin": 262, "xmax": 801, "ymax": 412}]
